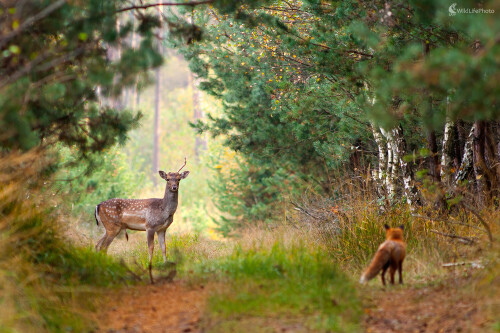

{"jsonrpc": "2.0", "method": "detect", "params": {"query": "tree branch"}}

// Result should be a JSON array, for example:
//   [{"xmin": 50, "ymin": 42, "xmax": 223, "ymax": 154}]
[
  {"xmin": 116, "ymin": 0, "xmax": 214, "ymax": 13},
  {"xmin": 0, "ymin": 0, "xmax": 67, "ymax": 50},
  {"xmin": 430, "ymin": 229, "xmax": 476, "ymax": 245}
]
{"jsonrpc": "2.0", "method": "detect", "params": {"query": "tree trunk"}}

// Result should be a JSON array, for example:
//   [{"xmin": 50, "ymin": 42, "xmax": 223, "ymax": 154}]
[
  {"xmin": 427, "ymin": 130, "xmax": 440, "ymax": 181},
  {"xmin": 152, "ymin": 5, "xmax": 164, "ymax": 187},
  {"xmin": 384, "ymin": 125, "xmax": 420, "ymax": 207},
  {"xmin": 455, "ymin": 127, "xmax": 474, "ymax": 184},
  {"xmin": 152, "ymin": 67, "xmax": 161, "ymax": 187},
  {"xmin": 190, "ymin": 71, "xmax": 206, "ymax": 162},
  {"xmin": 113, "ymin": 17, "xmax": 123, "ymax": 110},
  {"xmin": 472, "ymin": 120, "xmax": 494, "ymax": 206},
  {"xmin": 370, "ymin": 123, "xmax": 387, "ymax": 182},
  {"xmin": 380, "ymin": 128, "xmax": 397, "ymax": 198},
  {"xmin": 441, "ymin": 118, "xmax": 455, "ymax": 185}
]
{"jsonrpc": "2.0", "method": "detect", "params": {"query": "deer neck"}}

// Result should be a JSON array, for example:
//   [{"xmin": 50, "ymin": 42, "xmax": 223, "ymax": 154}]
[{"xmin": 162, "ymin": 187, "xmax": 178, "ymax": 214}]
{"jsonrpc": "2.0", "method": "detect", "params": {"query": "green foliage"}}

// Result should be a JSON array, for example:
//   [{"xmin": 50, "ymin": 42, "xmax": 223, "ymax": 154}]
[
  {"xmin": 54, "ymin": 145, "xmax": 148, "ymax": 219},
  {"xmin": 0, "ymin": 0, "xmax": 162, "ymax": 158},
  {"xmin": 207, "ymin": 146, "xmax": 307, "ymax": 234},
  {"xmin": 169, "ymin": 0, "xmax": 500, "ymax": 223}
]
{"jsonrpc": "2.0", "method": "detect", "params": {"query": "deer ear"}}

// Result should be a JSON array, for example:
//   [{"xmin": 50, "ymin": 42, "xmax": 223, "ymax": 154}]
[
  {"xmin": 399, "ymin": 225, "xmax": 404, "ymax": 230},
  {"xmin": 159, "ymin": 171, "xmax": 167, "ymax": 180},
  {"xmin": 180, "ymin": 171, "xmax": 190, "ymax": 179},
  {"xmin": 384, "ymin": 224, "xmax": 390, "ymax": 230}
]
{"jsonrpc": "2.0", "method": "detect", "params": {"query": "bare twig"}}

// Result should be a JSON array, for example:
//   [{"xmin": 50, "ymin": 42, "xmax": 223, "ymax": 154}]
[
  {"xmin": 460, "ymin": 203, "xmax": 493, "ymax": 246},
  {"xmin": 0, "ymin": 47, "xmax": 85, "ymax": 89},
  {"xmin": 412, "ymin": 214, "xmax": 485, "ymax": 232},
  {"xmin": 442, "ymin": 261, "xmax": 483, "ymax": 268},
  {"xmin": 120, "ymin": 259, "xmax": 142, "ymax": 282},
  {"xmin": 116, "ymin": 0, "xmax": 213, "ymax": 13},
  {"xmin": 430, "ymin": 229, "xmax": 476, "ymax": 245},
  {"xmin": 290, "ymin": 201, "xmax": 322, "ymax": 220},
  {"xmin": 0, "ymin": 0, "xmax": 67, "ymax": 50}
]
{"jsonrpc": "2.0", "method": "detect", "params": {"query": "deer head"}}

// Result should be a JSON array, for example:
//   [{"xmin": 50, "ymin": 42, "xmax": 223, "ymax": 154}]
[{"xmin": 158, "ymin": 158, "xmax": 190, "ymax": 192}]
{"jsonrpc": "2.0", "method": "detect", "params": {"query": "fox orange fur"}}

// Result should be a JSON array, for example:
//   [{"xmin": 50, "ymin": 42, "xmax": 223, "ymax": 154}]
[{"xmin": 359, "ymin": 224, "xmax": 406, "ymax": 286}]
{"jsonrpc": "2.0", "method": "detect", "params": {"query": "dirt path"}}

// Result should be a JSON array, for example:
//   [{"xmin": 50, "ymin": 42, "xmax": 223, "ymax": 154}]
[
  {"xmin": 96, "ymin": 281, "xmax": 207, "ymax": 333},
  {"xmin": 97, "ymin": 264, "xmax": 492, "ymax": 333},
  {"xmin": 362, "ymin": 276, "xmax": 492, "ymax": 333},
  {"xmin": 95, "ymin": 274, "xmax": 492, "ymax": 333}
]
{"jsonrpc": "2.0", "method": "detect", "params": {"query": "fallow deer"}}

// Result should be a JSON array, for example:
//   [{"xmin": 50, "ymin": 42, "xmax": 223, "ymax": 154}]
[{"xmin": 95, "ymin": 159, "xmax": 189, "ymax": 270}]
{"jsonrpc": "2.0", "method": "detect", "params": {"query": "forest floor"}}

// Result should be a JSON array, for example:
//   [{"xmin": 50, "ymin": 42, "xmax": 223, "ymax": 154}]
[
  {"xmin": 95, "ymin": 276, "xmax": 491, "ymax": 333},
  {"xmin": 96, "ymin": 280, "xmax": 208, "ymax": 333},
  {"xmin": 92, "ymin": 233, "xmax": 496, "ymax": 333},
  {"xmin": 94, "ymin": 268, "xmax": 493, "ymax": 332},
  {"xmin": 362, "ymin": 274, "xmax": 490, "ymax": 333}
]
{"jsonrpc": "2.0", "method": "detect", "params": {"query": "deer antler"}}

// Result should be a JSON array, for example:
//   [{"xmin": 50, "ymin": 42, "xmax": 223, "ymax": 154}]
[{"xmin": 177, "ymin": 157, "xmax": 187, "ymax": 172}]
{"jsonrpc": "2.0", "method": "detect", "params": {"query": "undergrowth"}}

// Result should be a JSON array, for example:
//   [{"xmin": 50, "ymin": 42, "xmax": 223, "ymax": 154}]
[
  {"xmin": 128, "ymin": 229, "xmax": 361, "ymax": 332},
  {"xmin": 200, "ymin": 241, "xmax": 360, "ymax": 332},
  {"xmin": 0, "ymin": 152, "xmax": 132, "ymax": 333}
]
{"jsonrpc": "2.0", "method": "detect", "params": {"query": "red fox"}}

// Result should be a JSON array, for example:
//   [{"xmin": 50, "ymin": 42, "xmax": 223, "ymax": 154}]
[{"xmin": 359, "ymin": 224, "xmax": 406, "ymax": 286}]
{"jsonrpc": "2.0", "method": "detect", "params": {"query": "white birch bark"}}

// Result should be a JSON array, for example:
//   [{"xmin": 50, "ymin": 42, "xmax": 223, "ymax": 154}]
[
  {"xmin": 380, "ymin": 128, "xmax": 397, "ymax": 198},
  {"xmin": 382, "ymin": 125, "xmax": 420, "ymax": 207},
  {"xmin": 455, "ymin": 127, "xmax": 474, "ymax": 184},
  {"xmin": 393, "ymin": 125, "xmax": 420, "ymax": 207},
  {"xmin": 440, "ymin": 118, "xmax": 455, "ymax": 185},
  {"xmin": 370, "ymin": 122, "xmax": 387, "ymax": 181}
]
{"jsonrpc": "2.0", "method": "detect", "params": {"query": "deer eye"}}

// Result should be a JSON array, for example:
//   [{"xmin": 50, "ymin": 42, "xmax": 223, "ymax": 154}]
[{"xmin": 166, "ymin": 179, "xmax": 170, "ymax": 181}]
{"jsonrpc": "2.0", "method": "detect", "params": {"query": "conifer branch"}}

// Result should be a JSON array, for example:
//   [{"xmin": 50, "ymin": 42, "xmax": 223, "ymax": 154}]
[{"xmin": 0, "ymin": 0, "xmax": 67, "ymax": 50}]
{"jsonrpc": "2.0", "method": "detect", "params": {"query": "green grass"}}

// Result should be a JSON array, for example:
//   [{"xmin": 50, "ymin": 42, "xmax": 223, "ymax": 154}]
[
  {"xmin": 127, "ymin": 230, "xmax": 361, "ymax": 332},
  {"xmin": 196, "ymin": 241, "xmax": 360, "ymax": 332}
]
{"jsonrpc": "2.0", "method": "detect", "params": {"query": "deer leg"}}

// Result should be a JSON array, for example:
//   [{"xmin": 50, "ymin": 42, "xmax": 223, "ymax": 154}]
[
  {"xmin": 147, "ymin": 229, "xmax": 155, "ymax": 284},
  {"xmin": 147, "ymin": 229, "xmax": 155, "ymax": 267},
  {"xmin": 95, "ymin": 233, "xmax": 107, "ymax": 251},
  {"xmin": 157, "ymin": 230, "xmax": 167, "ymax": 263},
  {"xmin": 100, "ymin": 228, "xmax": 120, "ymax": 253}
]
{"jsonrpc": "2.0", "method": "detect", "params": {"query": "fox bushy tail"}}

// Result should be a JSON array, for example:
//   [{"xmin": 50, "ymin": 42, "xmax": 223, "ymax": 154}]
[{"xmin": 359, "ymin": 248, "xmax": 390, "ymax": 283}]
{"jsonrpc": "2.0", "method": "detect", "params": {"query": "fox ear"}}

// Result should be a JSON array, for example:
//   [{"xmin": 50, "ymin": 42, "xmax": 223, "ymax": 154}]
[
  {"xmin": 384, "ymin": 224, "xmax": 390, "ymax": 230},
  {"xmin": 399, "ymin": 225, "xmax": 404, "ymax": 230}
]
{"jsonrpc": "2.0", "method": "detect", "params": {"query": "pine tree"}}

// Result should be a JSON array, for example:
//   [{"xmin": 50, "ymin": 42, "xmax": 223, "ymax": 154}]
[
  {"xmin": 170, "ymin": 0, "xmax": 500, "ymax": 224},
  {"xmin": 0, "ymin": 0, "xmax": 165, "ymax": 160}
]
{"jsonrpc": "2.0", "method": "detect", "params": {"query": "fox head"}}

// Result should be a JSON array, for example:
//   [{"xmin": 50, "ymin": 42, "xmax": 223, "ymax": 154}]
[{"xmin": 384, "ymin": 224, "xmax": 404, "ymax": 241}]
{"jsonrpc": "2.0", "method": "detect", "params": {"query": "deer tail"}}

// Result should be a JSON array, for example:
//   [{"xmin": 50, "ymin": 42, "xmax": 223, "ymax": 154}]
[{"xmin": 95, "ymin": 204, "xmax": 101, "ymax": 226}]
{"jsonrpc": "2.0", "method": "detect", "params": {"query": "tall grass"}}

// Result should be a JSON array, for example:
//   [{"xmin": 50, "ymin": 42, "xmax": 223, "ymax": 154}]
[
  {"xmin": 0, "ymin": 151, "xmax": 131, "ymax": 332},
  {"xmin": 287, "ymin": 170, "xmax": 497, "ymax": 284},
  {"xmin": 201, "ymin": 241, "xmax": 361, "ymax": 332}
]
